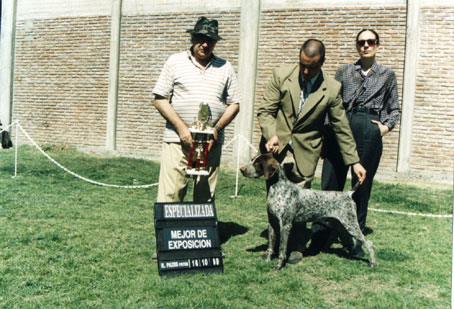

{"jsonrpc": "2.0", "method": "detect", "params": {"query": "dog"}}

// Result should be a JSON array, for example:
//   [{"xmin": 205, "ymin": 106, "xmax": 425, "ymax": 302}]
[{"xmin": 240, "ymin": 153, "xmax": 376, "ymax": 270}]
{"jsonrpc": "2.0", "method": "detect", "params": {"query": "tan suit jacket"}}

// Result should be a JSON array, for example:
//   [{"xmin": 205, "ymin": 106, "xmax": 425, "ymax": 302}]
[{"xmin": 258, "ymin": 64, "xmax": 359, "ymax": 178}]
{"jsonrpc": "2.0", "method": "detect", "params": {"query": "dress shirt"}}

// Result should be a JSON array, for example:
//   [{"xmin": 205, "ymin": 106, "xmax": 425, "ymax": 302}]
[{"xmin": 297, "ymin": 72, "xmax": 320, "ymax": 117}]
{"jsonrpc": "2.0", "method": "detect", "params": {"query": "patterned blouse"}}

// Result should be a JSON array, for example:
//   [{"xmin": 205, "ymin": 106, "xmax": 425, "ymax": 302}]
[{"xmin": 335, "ymin": 60, "xmax": 401, "ymax": 130}]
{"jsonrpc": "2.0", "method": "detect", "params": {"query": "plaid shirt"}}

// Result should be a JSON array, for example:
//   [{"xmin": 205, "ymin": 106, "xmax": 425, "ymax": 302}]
[{"xmin": 335, "ymin": 60, "xmax": 401, "ymax": 130}]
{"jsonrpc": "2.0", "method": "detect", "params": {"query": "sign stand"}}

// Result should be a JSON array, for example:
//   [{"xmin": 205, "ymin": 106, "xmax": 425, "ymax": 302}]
[{"xmin": 154, "ymin": 202, "xmax": 224, "ymax": 276}]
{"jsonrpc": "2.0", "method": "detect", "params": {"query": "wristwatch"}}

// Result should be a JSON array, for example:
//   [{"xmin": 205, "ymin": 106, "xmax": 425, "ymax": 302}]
[{"xmin": 214, "ymin": 125, "xmax": 223, "ymax": 133}]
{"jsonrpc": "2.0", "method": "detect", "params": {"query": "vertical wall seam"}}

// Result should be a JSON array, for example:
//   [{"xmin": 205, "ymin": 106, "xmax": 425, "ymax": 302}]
[
  {"xmin": 397, "ymin": 0, "xmax": 420, "ymax": 173},
  {"xmin": 106, "ymin": 0, "xmax": 122, "ymax": 151},
  {"xmin": 0, "ymin": 0, "xmax": 18, "ymax": 129}
]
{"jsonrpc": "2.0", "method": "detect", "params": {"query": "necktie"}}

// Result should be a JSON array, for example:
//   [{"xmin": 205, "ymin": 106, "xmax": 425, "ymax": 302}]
[{"xmin": 298, "ymin": 81, "xmax": 310, "ymax": 116}]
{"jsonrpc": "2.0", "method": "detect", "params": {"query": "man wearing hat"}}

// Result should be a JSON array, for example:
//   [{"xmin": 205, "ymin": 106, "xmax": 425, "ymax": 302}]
[{"xmin": 153, "ymin": 17, "xmax": 240, "ymax": 202}]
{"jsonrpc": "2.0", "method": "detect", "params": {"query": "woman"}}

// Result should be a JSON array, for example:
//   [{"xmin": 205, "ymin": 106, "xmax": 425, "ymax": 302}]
[{"xmin": 309, "ymin": 29, "xmax": 401, "ymax": 256}]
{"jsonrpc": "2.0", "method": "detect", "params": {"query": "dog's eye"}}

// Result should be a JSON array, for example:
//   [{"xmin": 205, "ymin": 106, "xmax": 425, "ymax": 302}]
[{"xmin": 253, "ymin": 161, "xmax": 263, "ymax": 170}]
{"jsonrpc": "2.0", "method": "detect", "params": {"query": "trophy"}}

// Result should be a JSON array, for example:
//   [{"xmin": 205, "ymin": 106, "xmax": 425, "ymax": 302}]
[{"xmin": 186, "ymin": 103, "xmax": 213, "ymax": 176}]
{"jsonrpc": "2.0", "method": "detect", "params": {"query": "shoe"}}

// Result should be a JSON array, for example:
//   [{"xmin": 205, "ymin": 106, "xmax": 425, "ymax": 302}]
[
  {"xmin": 363, "ymin": 226, "xmax": 374, "ymax": 235},
  {"xmin": 287, "ymin": 251, "xmax": 303, "ymax": 264}
]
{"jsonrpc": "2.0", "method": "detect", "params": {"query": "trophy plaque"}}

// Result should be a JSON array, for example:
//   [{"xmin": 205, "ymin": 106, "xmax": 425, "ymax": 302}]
[{"xmin": 186, "ymin": 103, "xmax": 213, "ymax": 176}]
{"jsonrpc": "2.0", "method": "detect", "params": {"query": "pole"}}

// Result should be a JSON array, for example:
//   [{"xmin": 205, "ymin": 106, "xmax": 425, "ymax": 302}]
[{"xmin": 14, "ymin": 121, "xmax": 18, "ymax": 177}]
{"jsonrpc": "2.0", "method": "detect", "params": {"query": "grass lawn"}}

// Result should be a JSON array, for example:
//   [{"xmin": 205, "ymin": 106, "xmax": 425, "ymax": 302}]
[{"xmin": 0, "ymin": 145, "xmax": 452, "ymax": 308}]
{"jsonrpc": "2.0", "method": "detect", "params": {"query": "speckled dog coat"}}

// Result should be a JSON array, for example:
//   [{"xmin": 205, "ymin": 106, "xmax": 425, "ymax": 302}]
[{"xmin": 240, "ymin": 153, "xmax": 376, "ymax": 270}]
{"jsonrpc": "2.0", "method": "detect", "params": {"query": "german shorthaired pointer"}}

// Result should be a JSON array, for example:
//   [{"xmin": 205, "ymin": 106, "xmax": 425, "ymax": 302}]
[{"xmin": 240, "ymin": 153, "xmax": 376, "ymax": 270}]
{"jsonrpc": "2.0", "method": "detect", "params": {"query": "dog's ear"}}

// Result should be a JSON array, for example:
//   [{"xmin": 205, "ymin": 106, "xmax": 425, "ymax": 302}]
[{"xmin": 262, "ymin": 155, "xmax": 279, "ymax": 180}]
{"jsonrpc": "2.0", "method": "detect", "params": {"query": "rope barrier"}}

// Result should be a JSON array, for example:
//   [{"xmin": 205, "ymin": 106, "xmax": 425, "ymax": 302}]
[
  {"xmin": 4, "ymin": 121, "xmax": 452, "ymax": 219},
  {"xmin": 1, "ymin": 121, "xmax": 16, "ymax": 132},
  {"xmin": 16, "ymin": 122, "xmax": 158, "ymax": 189},
  {"xmin": 370, "ymin": 207, "xmax": 451, "ymax": 218}
]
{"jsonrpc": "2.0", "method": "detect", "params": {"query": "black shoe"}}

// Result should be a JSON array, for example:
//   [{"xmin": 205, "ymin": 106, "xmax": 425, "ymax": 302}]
[
  {"xmin": 363, "ymin": 226, "xmax": 374, "ymax": 235},
  {"xmin": 287, "ymin": 251, "xmax": 303, "ymax": 264}
]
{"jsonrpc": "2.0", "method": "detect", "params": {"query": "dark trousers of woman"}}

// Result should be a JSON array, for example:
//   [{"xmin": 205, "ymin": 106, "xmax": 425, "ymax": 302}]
[{"xmin": 309, "ymin": 111, "xmax": 383, "ymax": 251}]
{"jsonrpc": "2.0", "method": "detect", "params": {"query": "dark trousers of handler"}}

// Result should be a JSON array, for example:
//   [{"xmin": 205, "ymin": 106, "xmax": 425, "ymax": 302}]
[{"xmin": 310, "ymin": 109, "xmax": 382, "ymax": 251}]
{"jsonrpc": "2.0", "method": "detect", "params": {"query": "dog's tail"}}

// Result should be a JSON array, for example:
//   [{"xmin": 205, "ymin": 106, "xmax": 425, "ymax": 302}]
[{"xmin": 347, "ymin": 182, "xmax": 360, "ymax": 198}]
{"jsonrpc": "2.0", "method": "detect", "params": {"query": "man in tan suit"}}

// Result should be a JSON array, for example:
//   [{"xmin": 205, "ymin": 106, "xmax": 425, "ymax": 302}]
[{"xmin": 258, "ymin": 39, "xmax": 366, "ymax": 263}]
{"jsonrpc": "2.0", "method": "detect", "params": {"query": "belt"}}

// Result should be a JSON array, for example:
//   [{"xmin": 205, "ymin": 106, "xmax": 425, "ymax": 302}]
[{"xmin": 350, "ymin": 106, "xmax": 378, "ymax": 116}]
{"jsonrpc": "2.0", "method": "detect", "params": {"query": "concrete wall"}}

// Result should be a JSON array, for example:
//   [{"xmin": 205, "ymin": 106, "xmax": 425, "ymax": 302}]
[{"xmin": 1, "ymin": 0, "xmax": 453, "ymax": 182}]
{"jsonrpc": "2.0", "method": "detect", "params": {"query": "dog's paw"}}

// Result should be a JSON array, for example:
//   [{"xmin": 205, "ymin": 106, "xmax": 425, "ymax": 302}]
[
  {"xmin": 261, "ymin": 251, "xmax": 274, "ymax": 261},
  {"xmin": 273, "ymin": 260, "xmax": 285, "ymax": 270},
  {"xmin": 368, "ymin": 261, "xmax": 377, "ymax": 267},
  {"xmin": 273, "ymin": 263, "xmax": 283, "ymax": 270}
]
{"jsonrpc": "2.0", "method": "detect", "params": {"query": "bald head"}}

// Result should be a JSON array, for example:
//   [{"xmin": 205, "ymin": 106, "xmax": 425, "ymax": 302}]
[{"xmin": 300, "ymin": 39, "xmax": 325, "ymax": 64}]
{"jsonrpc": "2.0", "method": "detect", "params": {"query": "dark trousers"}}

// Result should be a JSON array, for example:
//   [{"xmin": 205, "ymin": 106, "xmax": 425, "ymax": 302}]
[{"xmin": 310, "ymin": 111, "xmax": 383, "ymax": 250}]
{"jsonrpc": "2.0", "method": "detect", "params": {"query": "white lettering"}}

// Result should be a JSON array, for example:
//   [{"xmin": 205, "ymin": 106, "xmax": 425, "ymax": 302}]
[
  {"xmin": 163, "ymin": 204, "xmax": 214, "ymax": 218},
  {"xmin": 167, "ymin": 239, "xmax": 212, "ymax": 250},
  {"xmin": 197, "ymin": 229, "xmax": 207, "ymax": 238},
  {"xmin": 170, "ymin": 229, "xmax": 198, "ymax": 239}
]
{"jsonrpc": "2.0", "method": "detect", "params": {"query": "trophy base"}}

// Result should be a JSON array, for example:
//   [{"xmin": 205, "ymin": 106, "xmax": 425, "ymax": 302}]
[
  {"xmin": 186, "ymin": 168, "xmax": 210, "ymax": 176},
  {"xmin": 189, "ymin": 128, "xmax": 213, "ymax": 135}
]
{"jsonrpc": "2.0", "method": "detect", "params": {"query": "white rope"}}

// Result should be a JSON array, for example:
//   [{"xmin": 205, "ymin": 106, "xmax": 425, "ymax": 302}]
[
  {"xmin": 221, "ymin": 134, "xmax": 238, "ymax": 151},
  {"xmin": 1, "ymin": 121, "xmax": 17, "ymax": 132},
  {"xmin": 7, "ymin": 122, "xmax": 453, "ymax": 218},
  {"xmin": 238, "ymin": 134, "xmax": 259, "ymax": 154},
  {"xmin": 17, "ymin": 123, "xmax": 158, "ymax": 189},
  {"xmin": 370, "ymin": 207, "xmax": 451, "ymax": 218},
  {"xmin": 222, "ymin": 134, "xmax": 259, "ymax": 197}
]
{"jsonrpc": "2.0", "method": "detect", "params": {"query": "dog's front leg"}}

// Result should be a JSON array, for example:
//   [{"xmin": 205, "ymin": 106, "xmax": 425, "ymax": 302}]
[
  {"xmin": 266, "ymin": 223, "xmax": 276, "ymax": 261},
  {"xmin": 275, "ymin": 223, "xmax": 292, "ymax": 270}
]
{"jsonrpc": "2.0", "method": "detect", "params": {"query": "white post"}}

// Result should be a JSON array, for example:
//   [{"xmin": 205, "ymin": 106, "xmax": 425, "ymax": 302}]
[
  {"xmin": 397, "ymin": 0, "xmax": 420, "ymax": 173},
  {"xmin": 14, "ymin": 121, "xmax": 19, "ymax": 177},
  {"xmin": 106, "ymin": 0, "xmax": 123, "ymax": 151},
  {"xmin": 452, "ymin": 199, "xmax": 454, "ymax": 307},
  {"xmin": 234, "ymin": 134, "xmax": 242, "ymax": 197},
  {"xmin": 0, "ymin": 0, "xmax": 18, "ymax": 129},
  {"xmin": 233, "ymin": 0, "xmax": 261, "ymax": 164}
]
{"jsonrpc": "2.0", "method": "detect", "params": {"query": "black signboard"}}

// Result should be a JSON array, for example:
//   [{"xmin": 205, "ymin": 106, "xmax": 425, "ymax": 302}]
[{"xmin": 154, "ymin": 202, "xmax": 223, "ymax": 276}]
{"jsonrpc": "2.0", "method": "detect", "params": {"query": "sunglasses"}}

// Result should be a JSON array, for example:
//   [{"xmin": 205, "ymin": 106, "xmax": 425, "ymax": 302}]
[{"xmin": 357, "ymin": 39, "xmax": 377, "ymax": 47}]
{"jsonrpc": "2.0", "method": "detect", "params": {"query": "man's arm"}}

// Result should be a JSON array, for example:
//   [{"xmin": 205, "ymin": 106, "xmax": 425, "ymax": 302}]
[
  {"xmin": 153, "ymin": 94, "xmax": 192, "ymax": 147},
  {"xmin": 258, "ymin": 68, "xmax": 282, "ymax": 153},
  {"xmin": 209, "ymin": 103, "xmax": 239, "ymax": 151}
]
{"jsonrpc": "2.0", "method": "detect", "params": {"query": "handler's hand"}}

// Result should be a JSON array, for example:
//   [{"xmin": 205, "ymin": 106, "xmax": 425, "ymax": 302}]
[
  {"xmin": 265, "ymin": 136, "xmax": 280, "ymax": 154},
  {"xmin": 207, "ymin": 127, "xmax": 219, "ymax": 152},
  {"xmin": 352, "ymin": 162, "xmax": 366, "ymax": 185},
  {"xmin": 371, "ymin": 120, "xmax": 389, "ymax": 136},
  {"xmin": 178, "ymin": 127, "xmax": 193, "ymax": 148}
]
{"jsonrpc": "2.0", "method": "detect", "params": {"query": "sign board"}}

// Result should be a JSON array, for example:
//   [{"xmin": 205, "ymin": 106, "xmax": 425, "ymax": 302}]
[{"xmin": 154, "ymin": 202, "xmax": 223, "ymax": 276}]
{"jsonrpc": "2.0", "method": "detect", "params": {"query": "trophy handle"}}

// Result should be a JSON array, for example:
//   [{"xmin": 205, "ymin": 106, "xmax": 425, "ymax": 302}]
[
  {"xmin": 187, "ymin": 141, "xmax": 196, "ymax": 169},
  {"xmin": 202, "ymin": 141, "xmax": 209, "ymax": 169}
]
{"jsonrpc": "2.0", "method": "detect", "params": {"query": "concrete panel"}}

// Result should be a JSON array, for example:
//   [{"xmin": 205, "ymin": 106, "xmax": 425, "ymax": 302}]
[
  {"xmin": 17, "ymin": 0, "xmax": 112, "ymax": 20},
  {"xmin": 262, "ymin": 0, "xmax": 406, "ymax": 9},
  {"xmin": 122, "ymin": 0, "xmax": 240, "ymax": 14}
]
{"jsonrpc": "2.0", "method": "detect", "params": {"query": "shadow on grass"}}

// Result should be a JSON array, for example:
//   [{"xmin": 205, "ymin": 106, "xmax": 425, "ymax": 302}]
[
  {"xmin": 245, "ymin": 226, "xmax": 373, "ymax": 265},
  {"xmin": 218, "ymin": 221, "xmax": 248, "ymax": 244}
]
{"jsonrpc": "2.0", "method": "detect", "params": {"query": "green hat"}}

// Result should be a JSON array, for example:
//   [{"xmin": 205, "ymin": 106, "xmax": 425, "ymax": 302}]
[{"xmin": 186, "ymin": 16, "xmax": 223, "ymax": 41}]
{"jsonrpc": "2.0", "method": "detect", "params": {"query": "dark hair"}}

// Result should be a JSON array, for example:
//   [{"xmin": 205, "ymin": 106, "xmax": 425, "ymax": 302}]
[
  {"xmin": 300, "ymin": 39, "xmax": 325, "ymax": 64},
  {"xmin": 356, "ymin": 29, "xmax": 380, "ymax": 45}
]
